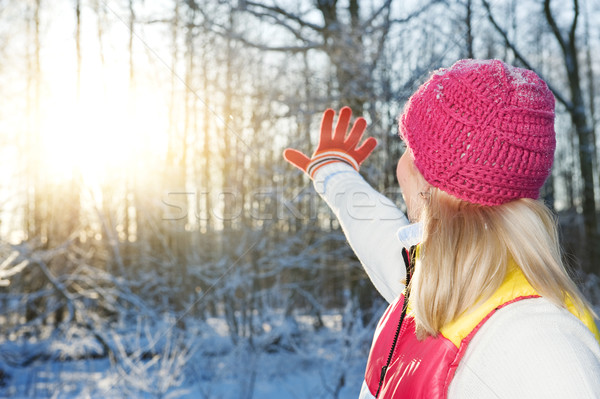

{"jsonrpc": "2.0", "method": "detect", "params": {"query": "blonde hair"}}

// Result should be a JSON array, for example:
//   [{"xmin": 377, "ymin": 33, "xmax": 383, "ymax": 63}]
[{"xmin": 410, "ymin": 188, "xmax": 594, "ymax": 339}]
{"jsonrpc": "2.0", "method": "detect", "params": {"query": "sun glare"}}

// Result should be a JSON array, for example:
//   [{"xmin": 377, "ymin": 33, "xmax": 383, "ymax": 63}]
[
  {"xmin": 39, "ymin": 76, "xmax": 168, "ymax": 185},
  {"xmin": 36, "ymin": 4, "xmax": 170, "ymax": 187}
]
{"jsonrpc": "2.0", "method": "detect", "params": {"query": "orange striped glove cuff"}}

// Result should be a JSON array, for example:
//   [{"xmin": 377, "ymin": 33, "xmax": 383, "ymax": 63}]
[{"xmin": 307, "ymin": 150, "xmax": 360, "ymax": 179}]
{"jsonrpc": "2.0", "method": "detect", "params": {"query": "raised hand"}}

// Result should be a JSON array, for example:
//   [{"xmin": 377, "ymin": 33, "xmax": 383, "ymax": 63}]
[{"xmin": 283, "ymin": 107, "xmax": 377, "ymax": 178}]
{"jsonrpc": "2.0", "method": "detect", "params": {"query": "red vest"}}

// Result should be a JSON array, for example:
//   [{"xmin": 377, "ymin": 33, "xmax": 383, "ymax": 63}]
[{"xmin": 363, "ymin": 260, "xmax": 600, "ymax": 398}]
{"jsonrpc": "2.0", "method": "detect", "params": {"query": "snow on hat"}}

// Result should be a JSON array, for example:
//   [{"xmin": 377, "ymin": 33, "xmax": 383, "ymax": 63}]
[{"xmin": 399, "ymin": 59, "xmax": 556, "ymax": 206}]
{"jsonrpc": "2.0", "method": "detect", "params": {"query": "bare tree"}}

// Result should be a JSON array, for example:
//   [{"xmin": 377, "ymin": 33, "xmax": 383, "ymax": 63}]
[
  {"xmin": 484, "ymin": 0, "xmax": 599, "ymax": 271},
  {"xmin": 204, "ymin": 1, "xmax": 439, "ymax": 114}
]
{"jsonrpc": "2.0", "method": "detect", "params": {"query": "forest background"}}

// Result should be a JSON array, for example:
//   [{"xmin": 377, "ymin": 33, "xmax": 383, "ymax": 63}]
[{"xmin": 1, "ymin": 0, "xmax": 600, "ymax": 397}]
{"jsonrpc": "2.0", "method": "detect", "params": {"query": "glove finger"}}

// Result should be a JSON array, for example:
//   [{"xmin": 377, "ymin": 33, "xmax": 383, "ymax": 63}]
[
  {"xmin": 317, "ymin": 108, "xmax": 335, "ymax": 151},
  {"xmin": 353, "ymin": 137, "xmax": 378, "ymax": 165},
  {"xmin": 283, "ymin": 148, "xmax": 311, "ymax": 172},
  {"xmin": 345, "ymin": 117, "xmax": 367, "ymax": 149},
  {"xmin": 332, "ymin": 106, "xmax": 352, "ymax": 145}
]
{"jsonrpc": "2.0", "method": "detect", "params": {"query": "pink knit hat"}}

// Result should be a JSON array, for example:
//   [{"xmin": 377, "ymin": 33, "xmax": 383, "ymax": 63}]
[{"xmin": 399, "ymin": 59, "xmax": 556, "ymax": 206}]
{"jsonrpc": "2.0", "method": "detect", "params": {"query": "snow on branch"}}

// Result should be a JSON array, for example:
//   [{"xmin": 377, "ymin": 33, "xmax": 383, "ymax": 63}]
[{"xmin": 0, "ymin": 251, "xmax": 30, "ymax": 286}]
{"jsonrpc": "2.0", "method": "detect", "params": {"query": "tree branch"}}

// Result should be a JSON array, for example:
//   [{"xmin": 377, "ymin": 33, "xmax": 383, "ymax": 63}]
[
  {"xmin": 241, "ymin": 1, "xmax": 324, "ymax": 32},
  {"xmin": 392, "ymin": 0, "xmax": 443, "ymax": 24},
  {"xmin": 196, "ymin": 4, "xmax": 323, "ymax": 53},
  {"xmin": 30, "ymin": 255, "xmax": 117, "ymax": 362},
  {"xmin": 242, "ymin": 9, "xmax": 315, "ymax": 43},
  {"xmin": 32, "ymin": 258, "xmax": 75, "ymax": 324},
  {"xmin": 483, "ymin": 0, "xmax": 573, "ymax": 110},
  {"xmin": 569, "ymin": 0, "xmax": 579, "ymax": 46},
  {"xmin": 204, "ymin": 18, "xmax": 323, "ymax": 53},
  {"xmin": 360, "ymin": 0, "xmax": 393, "ymax": 29},
  {"xmin": 368, "ymin": 0, "xmax": 392, "ymax": 72},
  {"xmin": 0, "ymin": 251, "xmax": 30, "ymax": 286},
  {"xmin": 543, "ymin": 0, "xmax": 568, "ymax": 55}
]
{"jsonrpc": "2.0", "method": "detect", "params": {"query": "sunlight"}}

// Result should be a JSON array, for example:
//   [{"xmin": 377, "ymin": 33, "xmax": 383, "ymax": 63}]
[
  {"xmin": 39, "ymin": 77, "xmax": 168, "ymax": 185},
  {"xmin": 40, "ymin": 45, "xmax": 169, "ymax": 184}
]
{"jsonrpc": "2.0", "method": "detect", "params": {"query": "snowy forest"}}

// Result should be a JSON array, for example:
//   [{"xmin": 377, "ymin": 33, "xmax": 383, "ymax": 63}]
[{"xmin": 1, "ymin": 0, "xmax": 600, "ymax": 397}]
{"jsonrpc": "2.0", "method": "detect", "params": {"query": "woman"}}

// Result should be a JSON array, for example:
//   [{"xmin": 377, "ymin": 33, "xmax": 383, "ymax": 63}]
[{"xmin": 284, "ymin": 59, "xmax": 600, "ymax": 398}]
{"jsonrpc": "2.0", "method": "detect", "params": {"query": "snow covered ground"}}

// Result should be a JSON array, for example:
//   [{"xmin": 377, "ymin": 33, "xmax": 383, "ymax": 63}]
[
  {"xmin": 0, "ymin": 311, "xmax": 376, "ymax": 398},
  {"xmin": 2, "ymin": 269, "xmax": 598, "ymax": 398}
]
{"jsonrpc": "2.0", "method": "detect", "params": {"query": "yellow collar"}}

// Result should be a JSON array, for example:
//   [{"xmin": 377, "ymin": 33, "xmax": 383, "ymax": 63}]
[{"xmin": 435, "ymin": 259, "xmax": 600, "ymax": 347}]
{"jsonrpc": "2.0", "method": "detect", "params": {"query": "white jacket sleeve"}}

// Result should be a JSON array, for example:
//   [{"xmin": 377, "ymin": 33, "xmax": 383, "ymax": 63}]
[{"xmin": 312, "ymin": 162, "xmax": 422, "ymax": 303}]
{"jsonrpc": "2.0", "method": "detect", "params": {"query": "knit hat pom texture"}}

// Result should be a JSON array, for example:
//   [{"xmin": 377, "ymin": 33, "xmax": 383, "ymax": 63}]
[{"xmin": 399, "ymin": 59, "xmax": 556, "ymax": 206}]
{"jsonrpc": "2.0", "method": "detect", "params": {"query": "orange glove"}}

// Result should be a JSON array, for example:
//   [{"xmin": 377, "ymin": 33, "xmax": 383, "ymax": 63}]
[{"xmin": 283, "ymin": 107, "xmax": 378, "ymax": 179}]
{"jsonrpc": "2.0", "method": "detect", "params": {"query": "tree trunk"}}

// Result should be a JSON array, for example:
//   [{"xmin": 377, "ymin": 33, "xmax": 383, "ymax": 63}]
[
  {"xmin": 544, "ymin": 0, "xmax": 599, "ymax": 271},
  {"xmin": 465, "ymin": 0, "xmax": 474, "ymax": 59}
]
